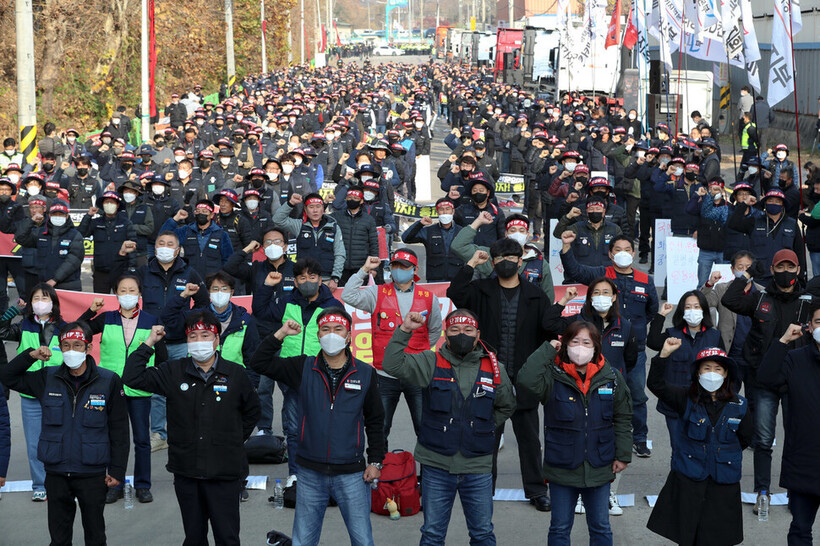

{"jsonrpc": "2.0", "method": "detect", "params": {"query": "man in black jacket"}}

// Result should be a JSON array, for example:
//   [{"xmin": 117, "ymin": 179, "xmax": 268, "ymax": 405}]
[
  {"xmin": 332, "ymin": 185, "xmax": 379, "ymax": 284},
  {"xmin": 447, "ymin": 238, "xmax": 553, "ymax": 511},
  {"xmin": 721, "ymin": 249, "xmax": 813, "ymax": 516},
  {"xmin": 760, "ymin": 314, "xmax": 820, "ymax": 544},
  {"xmin": 123, "ymin": 312, "xmax": 260, "ymax": 546},
  {"xmin": 0, "ymin": 322, "xmax": 129, "ymax": 546}
]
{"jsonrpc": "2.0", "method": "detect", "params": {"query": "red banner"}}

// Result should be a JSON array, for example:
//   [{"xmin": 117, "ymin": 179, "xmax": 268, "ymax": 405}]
[
  {"xmin": 321, "ymin": 24, "xmax": 327, "ymax": 53},
  {"xmin": 55, "ymin": 283, "xmax": 587, "ymax": 365},
  {"xmin": 605, "ymin": 0, "xmax": 622, "ymax": 49},
  {"xmin": 333, "ymin": 21, "xmax": 342, "ymax": 46}
]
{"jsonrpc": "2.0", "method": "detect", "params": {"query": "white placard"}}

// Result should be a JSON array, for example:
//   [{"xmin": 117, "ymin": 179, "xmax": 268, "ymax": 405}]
[
  {"xmin": 666, "ymin": 236, "xmax": 700, "ymax": 304},
  {"xmin": 549, "ymin": 219, "xmax": 565, "ymax": 286},
  {"xmin": 654, "ymin": 219, "xmax": 671, "ymax": 288},
  {"xmin": 415, "ymin": 154, "xmax": 431, "ymax": 202}
]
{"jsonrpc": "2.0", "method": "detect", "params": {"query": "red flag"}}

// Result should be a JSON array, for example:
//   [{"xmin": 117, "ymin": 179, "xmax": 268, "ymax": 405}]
[
  {"xmin": 333, "ymin": 22, "xmax": 342, "ymax": 46},
  {"xmin": 148, "ymin": 0, "xmax": 157, "ymax": 117},
  {"xmin": 321, "ymin": 24, "xmax": 327, "ymax": 52},
  {"xmin": 605, "ymin": 0, "xmax": 622, "ymax": 49},
  {"xmin": 623, "ymin": 6, "xmax": 637, "ymax": 50}
]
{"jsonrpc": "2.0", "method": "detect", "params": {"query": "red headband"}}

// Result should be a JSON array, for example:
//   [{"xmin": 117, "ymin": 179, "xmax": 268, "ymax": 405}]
[
  {"xmin": 436, "ymin": 200, "xmax": 455, "ymax": 211},
  {"xmin": 305, "ymin": 196, "xmax": 324, "ymax": 206},
  {"xmin": 49, "ymin": 204, "xmax": 69, "ymax": 214},
  {"xmin": 391, "ymin": 250, "xmax": 418, "ymax": 267},
  {"xmin": 446, "ymin": 314, "xmax": 479, "ymax": 330},
  {"xmin": 347, "ymin": 190, "xmax": 364, "ymax": 200},
  {"xmin": 185, "ymin": 321, "xmax": 219, "ymax": 336},
  {"xmin": 317, "ymin": 314, "xmax": 350, "ymax": 330},
  {"xmin": 60, "ymin": 329, "xmax": 89, "ymax": 343},
  {"xmin": 506, "ymin": 219, "xmax": 528, "ymax": 231}
]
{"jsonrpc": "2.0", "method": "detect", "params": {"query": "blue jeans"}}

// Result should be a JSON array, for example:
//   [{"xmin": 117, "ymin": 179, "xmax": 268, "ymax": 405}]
[
  {"xmin": 548, "ymin": 482, "xmax": 612, "ymax": 546},
  {"xmin": 753, "ymin": 387, "xmax": 788, "ymax": 492},
  {"xmin": 121, "ymin": 397, "xmax": 151, "ymax": 490},
  {"xmin": 810, "ymin": 252, "xmax": 820, "ymax": 278},
  {"xmin": 257, "ymin": 375, "xmax": 276, "ymax": 433},
  {"xmin": 20, "ymin": 396, "xmax": 46, "ymax": 492},
  {"xmin": 697, "ymin": 250, "xmax": 726, "ymax": 289},
  {"xmin": 151, "ymin": 342, "xmax": 189, "ymax": 438},
  {"xmin": 420, "ymin": 464, "xmax": 495, "ymax": 546},
  {"xmin": 378, "ymin": 374, "xmax": 422, "ymax": 446},
  {"xmin": 280, "ymin": 382, "xmax": 299, "ymax": 477},
  {"xmin": 626, "ymin": 351, "xmax": 649, "ymax": 443},
  {"xmin": 292, "ymin": 467, "xmax": 373, "ymax": 546}
]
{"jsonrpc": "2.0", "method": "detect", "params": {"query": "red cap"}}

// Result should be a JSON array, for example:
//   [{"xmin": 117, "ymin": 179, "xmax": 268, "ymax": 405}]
[
  {"xmin": 772, "ymin": 249, "xmax": 799, "ymax": 267},
  {"xmin": 390, "ymin": 250, "xmax": 418, "ymax": 268}
]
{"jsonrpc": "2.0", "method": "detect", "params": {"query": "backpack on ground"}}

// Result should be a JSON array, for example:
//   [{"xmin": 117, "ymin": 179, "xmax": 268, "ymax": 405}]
[
  {"xmin": 371, "ymin": 450, "xmax": 421, "ymax": 517},
  {"xmin": 244, "ymin": 434, "xmax": 287, "ymax": 464}
]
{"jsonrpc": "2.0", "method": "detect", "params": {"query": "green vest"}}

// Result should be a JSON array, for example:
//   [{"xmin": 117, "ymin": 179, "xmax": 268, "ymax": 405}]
[
  {"xmin": 741, "ymin": 122, "xmax": 756, "ymax": 150},
  {"xmin": 280, "ymin": 303, "xmax": 322, "ymax": 358},
  {"xmin": 220, "ymin": 324, "xmax": 247, "ymax": 367},
  {"xmin": 100, "ymin": 324, "xmax": 155, "ymax": 397},
  {"xmin": 18, "ymin": 329, "xmax": 63, "ymax": 399}
]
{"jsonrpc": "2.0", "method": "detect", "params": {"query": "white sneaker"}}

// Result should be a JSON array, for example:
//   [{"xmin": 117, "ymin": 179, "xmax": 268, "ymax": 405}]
[
  {"xmin": 609, "ymin": 493, "xmax": 623, "ymax": 516},
  {"xmin": 574, "ymin": 496, "xmax": 585, "ymax": 514},
  {"xmin": 255, "ymin": 429, "xmax": 267, "ymax": 436},
  {"xmin": 498, "ymin": 433, "xmax": 505, "ymax": 451},
  {"xmin": 150, "ymin": 432, "xmax": 168, "ymax": 453},
  {"xmin": 285, "ymin": 474, "xmax": 297, "ymax": 489}
]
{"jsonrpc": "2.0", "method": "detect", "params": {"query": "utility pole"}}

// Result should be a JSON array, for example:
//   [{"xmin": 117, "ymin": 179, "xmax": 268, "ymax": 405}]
[
  {"xmin": 261, "ymin": 0, "xmax": 268, "ymax": 73},
  {"xmin": 141, "ymin": 0, "xmax": 150, "ymax": 142},
  {"xmin": 15, "ymin": 0, "xmax": 38, "ymax": 167},
  {"xmin": 300, "ymin": 0, "xmax": 305, "ymax": 64},
  {"xmin": 225, "ymin": 0, "xmax": 236, "ymax": 89},
  {"xmin": 507, "ymin": 0, "xmax": 513, "ymax": 27}
]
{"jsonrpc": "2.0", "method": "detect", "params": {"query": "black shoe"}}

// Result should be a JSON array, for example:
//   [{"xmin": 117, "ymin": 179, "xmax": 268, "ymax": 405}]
[
  {"xmin": 105, "ymin": 488, "xmax": 123, "ymax": 504},
  {"xmin": 530, "ymin": 495, "xmax": 552, "ymax": 512},
  {"xmin": 240, "ymin": 487, "xmax": 249, "ymax": 502},
  {"xmin": 633, "ymin": 441, "xmax": 652, "ymax": 458},
  {"xmin": 639, "ymin": 254, "xmax": 648, "ymax": 264},
  {"xmin": 136, "ymin": 488, "xmax": 153, "ymax": 503}
]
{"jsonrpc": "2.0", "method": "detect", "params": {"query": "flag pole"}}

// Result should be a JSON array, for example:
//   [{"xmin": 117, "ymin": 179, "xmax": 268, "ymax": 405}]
[
  {"xmin": 787, "ymin": 4, "xmax": 803, "ymax": 187},
  {"xmin": 674, "ymin": 11, "xmax": 685, "ymax": 136},
  {"xmin": 724, "ymin": 50, "xmax": 739, "ymax": 180}
]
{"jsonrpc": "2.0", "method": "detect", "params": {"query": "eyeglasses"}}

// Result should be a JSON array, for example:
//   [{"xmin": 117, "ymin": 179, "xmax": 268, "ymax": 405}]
[
  {"xmin": 209, "ymin": 286, "xmax": 231, "ymax": 293},
  {"xmin": 264, "ymin": 239, "xmax": 285, "ymax": 246}
]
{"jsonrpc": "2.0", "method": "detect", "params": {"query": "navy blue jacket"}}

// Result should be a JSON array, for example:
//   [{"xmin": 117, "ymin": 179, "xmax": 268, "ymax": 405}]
[
  {"xmin": 402, "ymin": 221, "xmax": 464, "ymax": 283},
  {"xmin": 78, "ymin": 210, "xmax": 136, "ymax": 272},
  {"xmin": 0, "ymin": 354, "xmax": 129, "ymax": 481},
  {"xmin": 161, "ymin": 218, "xmax": 234, "ymax": 279}
]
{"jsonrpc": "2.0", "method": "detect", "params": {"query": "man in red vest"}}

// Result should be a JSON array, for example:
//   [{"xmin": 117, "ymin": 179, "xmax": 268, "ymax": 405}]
[{"xmin": 341, "ymin": 248, "xmax": 442, "ymax": 447}]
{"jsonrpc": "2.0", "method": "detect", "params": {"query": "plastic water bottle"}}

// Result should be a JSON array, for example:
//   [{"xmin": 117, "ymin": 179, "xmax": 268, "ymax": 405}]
[
  {"xmin": 123, "ymin": 479, "xmax": 134, "ymax": 510},
  {"xmin": 273, "ymin": 479, "xmax": 284, "ymax": 510},
  {"xmin": 370, "ymin": 479, "xmax": 379, "ymax": 491},
  {"xmin": 758, "ymin": 490, "xmax": 769, "ymax": 522}
]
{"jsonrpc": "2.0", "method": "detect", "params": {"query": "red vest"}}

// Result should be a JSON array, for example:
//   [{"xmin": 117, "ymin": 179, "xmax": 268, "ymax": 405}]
[{"xmin": 371, "ymin": 283, "xmax": 434, "ymax": 369}]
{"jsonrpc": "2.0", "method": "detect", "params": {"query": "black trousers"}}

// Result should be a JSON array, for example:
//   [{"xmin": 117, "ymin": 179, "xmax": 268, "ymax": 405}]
[
  {"xmin": 92, "ymin": 269, "xmax": 114, "ymax": 295},
  {"xmin": 173, "ymin": 475, "xmax": 242, "ymax": 546},
  {"xmin": 45, "ymin": 472, "xmax": 107, "ymax": 546},
  {"xmin": 0, "ymin": 257, "xmax": 24, "ymax": 312},
  {"xmin": 491, "ymin": 405, "xmax": 548, "ymax": 499}
]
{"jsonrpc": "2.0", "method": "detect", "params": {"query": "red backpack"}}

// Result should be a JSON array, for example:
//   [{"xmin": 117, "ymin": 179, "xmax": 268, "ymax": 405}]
[{"xmin": 371, "ymin": 450, "xmax": 421, "ymax": 517}]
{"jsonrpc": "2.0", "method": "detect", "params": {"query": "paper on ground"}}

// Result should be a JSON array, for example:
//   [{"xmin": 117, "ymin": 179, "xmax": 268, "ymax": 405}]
[
  {"xmin": 246, "ymin": 475, "xmax": 268, "ymax": 490},
  {"xmin": 742, "ymin": 492, "xmax": 788, "ymax": 505}
]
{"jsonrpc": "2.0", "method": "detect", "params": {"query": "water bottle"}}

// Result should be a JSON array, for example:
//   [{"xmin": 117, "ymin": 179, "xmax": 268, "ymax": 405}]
[
  {"xmin": 123, "ymin": 479, "xmax": 134, "ymax": 510},
  {"xmin": 370, "ymin": 479, "xmax": 379, "ymax": 491},
  {"xmin": 273, "ymin": 479, "xmax": 284, "ymax": 510},
  {"xmin": 758, "ymin": 490, "xmax": 769, "ymax": 522}
]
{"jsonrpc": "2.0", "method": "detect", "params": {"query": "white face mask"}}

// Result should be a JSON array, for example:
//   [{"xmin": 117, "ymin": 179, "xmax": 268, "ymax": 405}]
[
  {"xmin": 174, "ymin": 155, "xmax": 185, "ymax": 163},
  {"xmin": 123, "ymin": 192, "xmax": 137, "ymax": 203},
  {"xmin": 591, "ymin": 295, "xmax": 613, "ymax": 313},
  {"xmin": 813, "ymin": 327, "xmax": 820, "ymax": 344},
  {"xmin": 636, "ymin": 150, "xmax": 646, "ymax": 158},
  {"xmin": 220, "ymin": 157, "xmax": 231, "ymax": 166},
  {"xmin": 27, "ymin": 186, "xmax": 40, "ymax": 196},
  {"xmin": 776, "ymin": 151, "xmax": 787, "ymax": 160},
  {"xmin": 629, "ymin": 114, "xmax": 637, "ymax": 120},
  {"xmin": 293, "ymin": 157, "xmax": 303, "ymax": 166},
  {"xmin": 244, "ymin": 199, "xmax": 259, "ymax": 210},
  {"xmin": 210, "ymin": 291, "xmax": 231, "ymax": 308},
  {"xmin": 32, "ymin": 301, "xmax": 53, "ymax": 316},
  {"xmin": 508, "ymin": 232, "xmax": 528, "ymax": 247},
  {"xmin": 67, "ymin": 136, "xmax": 76, "ymax": 143},
  {"xmin": 564, "ymin": 162, "xmax": 577, "ymax": 172},
  {"xmin": 265, "ymin": 244, "xmax": 284, "ymax": 261},
  {"xmin": 63, "ymin": 350, "xmax": 87, "ymax": 370},
  {"xmin": 112, "ymin": 118, "xmax": 120, "ymax": 125},
  {"xmin": 613, "ymin": 251, "xmax": 633, "ymax": 268},
  {"xmin": 319, "ymin": 332, "xmax": 348, "ymax": 356},
  {"xmin": 575, "ymin": 123, "xmax": 584, "ymax": 131},
  {"xmin": 196, "ymin": 119, "xmax": 205, "ymax": 126},
  {"xmin": 178, "ymin": 170, "xmax": 190, "ymax": 179},
  {"xmin": 748, "ymin": 166, "xmax": 758, "ymax": 175},
  {"xmin": 567, "ymin": 345, "xmax": 594, "ymax": 366},
  {"xmin": 674, "ymin": 167, "xmax": 684, "ymax": 176},
  {"xmin": 267, "ymin": 172, "xmax": 278, "ymax": 180},
  {"xmin": 282, "ymin": 165, "xmax": 294, "ymax": 175},
  {"xmin": 363, "ymin": 191, "xmax": 377, "ymax": 202},
  {"xmin": 152, "ymin": 184, "xmax": 165, "ymax": 195},
  {"xmin": 415, "ymin": 122, "xmax": 423, "ymax": 129},
  {"xmin": 683, "ymin": 308, "xmax": 703, "ymax": 326},
  {"xmin": 155, "ymin": 246, "xmax": 176, "ymax": 263},
  {"xmin": 438, "ymin": 213, "xmax": 453, "ymax": 224},
  {"xmin": 50, "ymin": 215, "xmax": 67, "ymax": 227},
  {"xmin": 188, "ymin": 340, "xmax": 216, "ymax": 362},
  {"xmin": 8, "ymin": 174, "xmax": 20, "ymax": 184},
  {"xmin": 117, "ymin": 294, "xmax": 139, "ymax": 310},
  {"xmin": 698, "ymin": 371, "xmax": 725, "ymax": 392},
  {"xmin": 103, "ymin": 202, "xmax": 119, "ymax": 215}
]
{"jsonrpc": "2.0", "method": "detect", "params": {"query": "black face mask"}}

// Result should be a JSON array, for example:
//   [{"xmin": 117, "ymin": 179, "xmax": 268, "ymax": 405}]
[
  {"xmin": 587, "ymin": 211, "xmax": 604, "ymax": 223},
  {"xmin": 42, "ymin": 163, "xmax": 55, "ymax": 172},
  {"xmin": 195, "ymin": 213, "xmax": 210, "ymax": 226},
  {"xmin": 591, "ymin": 191, "xmax": 608, "ymax": 200},
  {"xmin": 773, "ymin": 270, "xmax": 797, "ymax": 289},
  {"xmin": 472, "ymin": 192, "xmax": 488, "ymax": 204},
  {"xmin": 0, "ymin": 194, "xmax": 10, "ymax": 203},
  {"xmin": 234, "ymin": 137, "xmax": 244, "ymax": 144},
  {"xmin": 77, "ymin": 168, "xmax": 89, "ymax": 177},
  {"xmin": 494, "ymin": 259, "xmax": 519, "ymax": 279},
  {"xmin": 122, "ymin": 163, "xmax": 133, "ymax": 170},
  {"xmin": 575, "ymin": 177, "xmax": 588, "ymax": 185},
  {"xmin": 296, "ymin": 280, "xmax": 320, "ymax": 298},
  {"xmin": 684, "ymin": 172, "xmax": 697, "ymax": 181},
  {"xmin": 252, "ymin": 178, "xmax": 266, "ymax": 188},
  {"xmin": 346, "ymin": 199, "xmax": 361, "ymax": 210},
  {"xmin": 200, "ymin": 160, "xmax": 211, "ymax": 169},
  {"xmin": 447, "ymin": 333, "xmax": 477, "ymax": 357},
  {"xmin": 155, "ymin": 141, "xmax": 165, "ymax": 148},
  {"xmin": 778, "ymin": 179, "xmax": 790, "ymax": 188}
]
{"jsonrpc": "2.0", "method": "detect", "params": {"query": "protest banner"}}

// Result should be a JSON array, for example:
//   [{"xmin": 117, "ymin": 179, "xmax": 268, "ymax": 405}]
[
  {"xmin": 653, "ymin": 219, "xmax": 671, "ymax": 288},
  {"xmin": 665, "ymin": 236, "xmax": 699, "ymax": 303}
]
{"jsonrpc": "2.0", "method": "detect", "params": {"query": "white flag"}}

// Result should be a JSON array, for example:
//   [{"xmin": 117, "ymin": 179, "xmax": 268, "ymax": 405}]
[
  {"xmin": 635, "ymin": 0, "xmax": 650, "ymax": 73},
  {"xmin": 740, "ymin": 0, "xmax": 762, "ymax": 92},
  {"xmin": 767, "ymin": 0, "xmax": 802, "ymax": 106},
  {"xmin": 649, "ymin": 0, "xmax": 683, "ymax": 73}
]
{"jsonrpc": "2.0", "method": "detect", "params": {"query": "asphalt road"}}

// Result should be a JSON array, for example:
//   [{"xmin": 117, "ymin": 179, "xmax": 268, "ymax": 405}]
[{"xmin": 1, "ymin": 55, "xmax": 815, "ymax": 544}]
